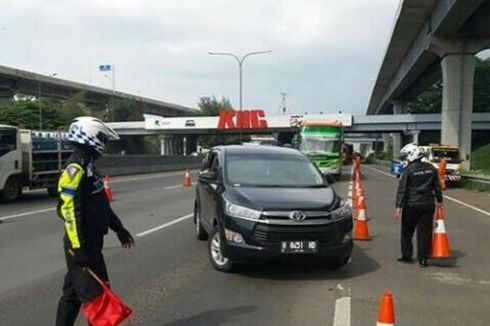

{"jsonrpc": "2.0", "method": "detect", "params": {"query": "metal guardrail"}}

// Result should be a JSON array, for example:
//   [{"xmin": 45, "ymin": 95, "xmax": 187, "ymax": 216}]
[{"xmin": 462, "ymin": 175, "xmax": 490, "ymax": 185}]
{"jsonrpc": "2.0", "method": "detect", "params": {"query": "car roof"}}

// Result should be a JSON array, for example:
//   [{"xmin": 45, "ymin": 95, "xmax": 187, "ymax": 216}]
[{"xmin": 215, "ymin": 145, "xmax": 303, "ymax": 156}]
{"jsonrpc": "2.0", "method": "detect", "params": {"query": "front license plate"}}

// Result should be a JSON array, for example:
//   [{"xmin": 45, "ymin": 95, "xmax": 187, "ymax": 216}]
[{"xmin": 281, "ymin": 241, "xmax": 318, "ymax": 254}]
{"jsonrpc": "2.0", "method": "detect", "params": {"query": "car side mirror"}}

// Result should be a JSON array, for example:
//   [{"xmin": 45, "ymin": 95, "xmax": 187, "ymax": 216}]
[{"xmin": 199, "ymin": 170, "xmax": 217, "ymax": 183}]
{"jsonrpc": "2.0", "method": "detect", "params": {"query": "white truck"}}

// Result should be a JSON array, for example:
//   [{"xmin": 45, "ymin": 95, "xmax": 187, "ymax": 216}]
[{"xmin": 0, "ymin": 124, "xmax": 73, "ymax": 201}]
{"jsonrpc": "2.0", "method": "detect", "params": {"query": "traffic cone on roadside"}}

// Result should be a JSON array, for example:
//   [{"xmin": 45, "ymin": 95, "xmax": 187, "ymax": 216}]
[
  {"xmin": 431, "ymin": 206, "xmax": 452, "ymax": 259},
  {"xmin": 355, "ymin": 196, "xmax": 369, "ymax": 220},
  {"xmin": 353, "ymin": 201, "xmax": 371, "ymax": 241},
  {"xmin": 376, "ymin": 291, "xmax": 395, "ymax": 326},
  {"xmin": 183, "ymin": 170, "xmax": 192, "ymax": 187},
  {"xmin": 103, "ymin": 175, "xmax": 113, "ymax": 201}
]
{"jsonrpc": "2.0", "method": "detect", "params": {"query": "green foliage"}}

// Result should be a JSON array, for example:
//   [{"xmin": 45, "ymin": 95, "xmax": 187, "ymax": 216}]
[
  {"xmin": 195, "ymin": 96, "xmax": 249, "ymax": 148},
  {"xmin": 408, "ymin": 57, "xmax": 490, "ymax": 114},
  {"xmin": 102, "ymin": 99, "xmax": 144, "ymax": 122},
  {"xmin": 196, "ymin": 96, "xmax": 233, "ymax": 116},
  {"xmin": 58, "ymin": 91, "xmax": 92, "ymax": 124},
  {"xmin": 473, "ymin": 58, "xmax": 490, "ymax": 113},
  {"xmin": 0, "ymin": 99, "xmax": 65, "ymax": 130},
  {"xmin": 407, "ymin": 83, "xmax": 442, "ymax": 114},
  {"xmin": 471, "ymin": 143, "xmax": 490, "ymax": 174}
]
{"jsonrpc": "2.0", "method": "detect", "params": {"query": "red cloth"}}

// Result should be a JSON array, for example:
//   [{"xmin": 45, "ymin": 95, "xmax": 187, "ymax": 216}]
[{"xmin": 82, "ymin": 282, "xmax": 132, "ymax": 326}]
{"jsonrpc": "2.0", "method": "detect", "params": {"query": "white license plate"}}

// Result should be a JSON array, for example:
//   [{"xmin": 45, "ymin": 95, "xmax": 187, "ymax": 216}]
[{"xmin": 281, "ymin": 241, "xmax": 318, "ymax": 254}]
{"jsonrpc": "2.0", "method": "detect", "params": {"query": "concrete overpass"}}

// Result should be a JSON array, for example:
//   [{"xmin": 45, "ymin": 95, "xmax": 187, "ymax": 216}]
[
  {"xmin": 367, "ymin": 0, "xmax": 490, "ymax": 167},
  {"xmin": 0, "ymin": 64, "xmax": 193, "ymax": 117},
  {"xmin": 107, "ymin": 112, "xmax": 490, "ymax": 155}
]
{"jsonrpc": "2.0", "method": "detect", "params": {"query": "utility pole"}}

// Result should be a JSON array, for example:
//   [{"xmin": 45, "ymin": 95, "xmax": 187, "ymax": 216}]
[
  {"xmin": 280, "ymin": 92, "xmax": 287, "ymax": 115},
  {"xmin": 208, "ymin": 50, "xmax": 272, "ymax": 143}
]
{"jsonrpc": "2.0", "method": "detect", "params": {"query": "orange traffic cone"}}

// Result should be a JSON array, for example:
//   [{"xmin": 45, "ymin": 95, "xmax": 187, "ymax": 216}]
[
  {"xmin": 353, "ymin": 201, "xmax": 371, "ymax": 241},
  {"xmin": 431, "ymin": 206, "xmax": 452, "ymax": 259},
  {"xmin": 183, "ymin": 170, "xmax": 192, "ymax": 187},
  {"xmin": 355, "ymin": 196, "xmax": 369, "ymax": 220},
  {"xmin": 103, "ymin": 175, "xmax": 113, "ymax": 201},
  {"xmin": 376, "ymin": 291, "xmax": 395, "ymax": 326}
]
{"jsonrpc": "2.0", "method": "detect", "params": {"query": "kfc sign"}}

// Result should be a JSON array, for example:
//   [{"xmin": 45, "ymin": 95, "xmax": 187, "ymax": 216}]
[{"xmin": 218, "ymin": 110, "xmax": 268, "ymax": 129}]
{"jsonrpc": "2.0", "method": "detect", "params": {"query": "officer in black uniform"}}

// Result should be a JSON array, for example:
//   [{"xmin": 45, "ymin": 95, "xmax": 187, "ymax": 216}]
[
  {"xmin": 55, "ymin": 117, "xmax": 134, "ymax": 326},
  {"xmin": 395, "ymin": 143, "xmax": 443, "ymax": 267}
]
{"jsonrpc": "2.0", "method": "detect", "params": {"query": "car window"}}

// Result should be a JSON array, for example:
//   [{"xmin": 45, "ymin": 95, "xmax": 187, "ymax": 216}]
[
  {"xmin": 0, "ymin": 129, "xmax": 17, "ymax": 158},
  {"xmin": 225, "ymin": 152, "xmax": 325, "ymax": 188}
]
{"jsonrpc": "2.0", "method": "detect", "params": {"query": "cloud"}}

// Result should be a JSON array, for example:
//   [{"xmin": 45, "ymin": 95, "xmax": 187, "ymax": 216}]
[{"xmin": 0, "ymin": 0, "xmax": 399, "ymax": 114}]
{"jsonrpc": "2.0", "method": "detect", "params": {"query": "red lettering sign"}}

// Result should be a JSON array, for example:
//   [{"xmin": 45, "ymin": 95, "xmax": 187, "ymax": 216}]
[
  {"xmin": 218, "ymin": 110, "xmax": 268, "ymax": 130},
  {"xmin": 218, "ymin": 111, "xmax": 235, "ymax": 129}
]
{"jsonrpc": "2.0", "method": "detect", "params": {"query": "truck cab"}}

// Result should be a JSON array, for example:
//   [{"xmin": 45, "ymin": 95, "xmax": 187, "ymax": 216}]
[
  {"xmin": 422, "ymin": 144, "xmax": 463, "ymax": 183},
  {"xmin": 0, "ymin": 125, "xmax": 23, "ymax": 201},
  {"xmin": 0, "ymin": 125, "xmax": 73, "ymax": 201}
]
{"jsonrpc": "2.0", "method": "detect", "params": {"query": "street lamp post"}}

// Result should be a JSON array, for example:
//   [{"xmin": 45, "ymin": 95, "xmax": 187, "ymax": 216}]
[{"xmin": 208, "ymin": 50, "xmax": 272, "ymax": 143}]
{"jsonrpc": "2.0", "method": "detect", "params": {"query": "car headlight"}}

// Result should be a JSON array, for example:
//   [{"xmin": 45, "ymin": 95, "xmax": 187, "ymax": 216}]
[
  {"xmin": 225, "ymin": 200, "xmax": 262, "ymax": 221},
  {"xmin": 331, "ymin": 198, "xmax": 351, "ymax": 220}
]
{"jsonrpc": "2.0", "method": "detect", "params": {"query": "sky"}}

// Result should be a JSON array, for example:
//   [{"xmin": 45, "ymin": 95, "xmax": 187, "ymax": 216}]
[{"xmin": 0, "ymin": 0, "xmax": 401, "ymax": 115}]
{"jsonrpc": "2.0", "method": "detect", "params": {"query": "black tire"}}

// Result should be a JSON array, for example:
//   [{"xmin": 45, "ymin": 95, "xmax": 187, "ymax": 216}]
[
  {"xmin": 194, "ymin": 201, "xmax": 208, "ymax": 240},
  {"xmin": 1, "ymin": 176, "xmax": 21, "ymax": 202},
  {"xmin": 208, "ymin": 226, "xmax": 234, "ymax": 273},
  {"xmin": 322, "ymin": 255, "xmax": 351, "ymax": 270},
  {"xmin": 47, "ymin": 186, "xmax": 58, "ymax": 197}
]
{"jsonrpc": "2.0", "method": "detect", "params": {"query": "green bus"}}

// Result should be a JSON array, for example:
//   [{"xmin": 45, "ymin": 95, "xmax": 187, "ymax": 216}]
[{"xmin": 297, "ymin": 121, "xmax": 343, "ymax": 180}]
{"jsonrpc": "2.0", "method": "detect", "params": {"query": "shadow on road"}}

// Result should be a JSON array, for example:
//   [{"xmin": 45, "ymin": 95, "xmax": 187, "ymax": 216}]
[
  {"xmin": 237, "ymin": 244, "xmax": 380, "ymax": 281},
  {"xmin": 161, "ymin": 305, "xmax": 257, "ymax": 326}
]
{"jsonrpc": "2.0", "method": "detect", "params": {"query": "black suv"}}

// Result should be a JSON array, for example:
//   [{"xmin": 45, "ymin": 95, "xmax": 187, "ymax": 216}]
[{"xmin": 194, "ymin": 145, "xmax": 353, "ymax": 272}]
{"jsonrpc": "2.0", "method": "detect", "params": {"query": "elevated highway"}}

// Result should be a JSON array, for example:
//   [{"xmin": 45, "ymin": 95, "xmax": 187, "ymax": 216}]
[
  {"xmin": 0, "ymin": 64, "xmax": 193, "ymax": 117},
  {"xmin": 367, "ymin": 0, "xmax": 490, "ymax": 167}
]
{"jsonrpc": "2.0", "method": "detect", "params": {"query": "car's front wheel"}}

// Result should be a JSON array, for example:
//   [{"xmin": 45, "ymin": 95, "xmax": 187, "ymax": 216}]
[
  {"xmin": 194, "ymin": 201, "xmax": 208, "ymax": 240},
  {"xmin": 208, "ymin": 227, "xmax": 234, "ymax": 272}
]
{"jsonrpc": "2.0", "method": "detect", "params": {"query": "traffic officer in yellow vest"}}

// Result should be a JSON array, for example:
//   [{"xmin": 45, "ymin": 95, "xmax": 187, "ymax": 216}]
[{"xmin": 55, "ymin": 117, "xmax": 134, "ymax": 326}]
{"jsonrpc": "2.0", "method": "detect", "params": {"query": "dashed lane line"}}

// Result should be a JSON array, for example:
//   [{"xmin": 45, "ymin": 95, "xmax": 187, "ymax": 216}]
[
  {"xmin": 111, "ymin": 170, "xmax": 197, "ymax": 184},
  {"xmin": 136, "ymin": 213, "xmax": 193, "ymax": 237},
  {"xmin": 364, "ymin": 165, "xmax": 490, "ymax": 217},
  {"xmin": 333, "ymin": 297, "xmax": 351, "ymax": 326},
  {"xmin": 0, "ymin": 207, "xmax": 56, "ymax": 221},
  {"xmin": 0, "ymin": 182, "xmax": 187, "ymax": 221}
]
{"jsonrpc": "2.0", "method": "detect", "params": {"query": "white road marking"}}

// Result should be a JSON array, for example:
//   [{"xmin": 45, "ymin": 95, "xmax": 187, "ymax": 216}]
[
  {"xmin": 136, "ymin": 213, "xmax": 193, "ymax": 237},
  {"xmin": 112, "ymin": 170, "xmax": 196, "ymax": 184},
  {"xmin": 333, "ymin": 283, "xmax": 351, "ymax": 326},
  {"xmin": 441, "ymin": 194, "xmax": 490, "ymax": 217},
  {"xmin": 164, "ymin": 185, "xmax": 183, "ymax": 190},
  {"xmin": 365, "ymin": 165, "xmax": 490, "ymax": 217},
  {"xmin": 0, "ymin": 182, "xmax": 186, "ymax": 221},
  {"xmin": 0, "ymin": 207, "xmax": 56, "ymax": 221}
]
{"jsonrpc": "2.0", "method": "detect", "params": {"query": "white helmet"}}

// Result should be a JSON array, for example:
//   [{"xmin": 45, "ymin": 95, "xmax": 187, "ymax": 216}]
[
  {"xmin": 400, "ymin": 143, "xmax": 425, "ymax": 163},
  {"xmin": 68, "ymin": 116, "xmax": 119, "ymax": 154}
]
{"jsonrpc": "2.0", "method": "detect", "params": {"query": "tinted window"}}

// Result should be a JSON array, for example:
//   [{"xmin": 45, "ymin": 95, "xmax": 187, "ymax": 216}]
[
  {"xmin": 0, "ymin": 129, "xmax": 17, "ymax": 158},
  {"xmin": 225, "ymin": 152, "xmax": 325, "ymax": 187}
]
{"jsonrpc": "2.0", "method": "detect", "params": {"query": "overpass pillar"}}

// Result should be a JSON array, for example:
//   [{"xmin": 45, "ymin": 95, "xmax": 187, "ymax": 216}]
[
  {"xmin": 391, "ymin": 133, "xmax": 402, "ymax": 160},
  {"xmin": 440, "ymin": 54, "xmax": 475, "ymax": 169},
  {"xmin": 391, "ymin": 101, "xmax": 406, "ymax": 159}
]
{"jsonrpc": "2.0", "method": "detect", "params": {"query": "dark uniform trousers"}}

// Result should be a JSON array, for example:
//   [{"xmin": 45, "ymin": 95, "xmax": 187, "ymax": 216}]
[
  {"xmin": 55, "ymin": 237, "xmax": 108, "ymax": 326},
  {"xmin": 401, "ymin": 203, "xmax": 435, "ymax": 260}
]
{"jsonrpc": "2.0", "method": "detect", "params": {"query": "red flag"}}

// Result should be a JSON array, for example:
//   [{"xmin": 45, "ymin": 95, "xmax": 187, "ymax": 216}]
[{"xmin": 82, "ymin": 269, "xmax": 133, "ymax": 326}]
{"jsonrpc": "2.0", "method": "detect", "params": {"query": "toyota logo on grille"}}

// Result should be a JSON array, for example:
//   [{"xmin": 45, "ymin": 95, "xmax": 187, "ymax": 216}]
[{"xmin": 289, "ymin": 211, "xmax": 307, "ymax": 222}]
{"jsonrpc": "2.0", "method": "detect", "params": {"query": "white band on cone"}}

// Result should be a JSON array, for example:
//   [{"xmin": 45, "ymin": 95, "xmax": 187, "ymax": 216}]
[{"xmin": 434, "ymin": 220, "xmax": 447, "ymax": 234}]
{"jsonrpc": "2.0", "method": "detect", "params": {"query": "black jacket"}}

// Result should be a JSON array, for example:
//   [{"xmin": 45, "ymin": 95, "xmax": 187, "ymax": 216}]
[
  {"xmin": 57, "ymin": 150, "xmax": 124, "ymax": 250},
  {"xmin": 396, "ymin": 160, "xmax": 443, "ymax": 208}
]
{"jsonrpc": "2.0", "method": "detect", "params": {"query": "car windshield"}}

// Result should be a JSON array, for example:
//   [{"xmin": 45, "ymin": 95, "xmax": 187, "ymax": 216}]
[
  {"xmin": 225, "ymin": 152, "xmax": 326, "ymax": 187},
  {"xmin": 432, "ymin": 149, "xmax": 461, "ymax": 163},
  {"xmin": 300, "ymin": 136, "xmax": 340, "ymax": 155}
]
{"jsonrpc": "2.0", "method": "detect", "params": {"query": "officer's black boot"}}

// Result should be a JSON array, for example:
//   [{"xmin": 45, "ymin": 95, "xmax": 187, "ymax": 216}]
[{"xmin": 55, "ymin": 298, "xmax": 81, "ymax": 326}]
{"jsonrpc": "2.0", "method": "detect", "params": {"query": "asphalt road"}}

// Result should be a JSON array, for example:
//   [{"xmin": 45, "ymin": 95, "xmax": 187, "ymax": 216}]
[{"xmin": 1, "ymin": 166, "xmax": 490, "ymax": 325}]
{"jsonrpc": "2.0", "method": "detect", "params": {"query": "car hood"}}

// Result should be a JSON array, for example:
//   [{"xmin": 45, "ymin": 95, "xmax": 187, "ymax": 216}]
[{"xmin": 225, "ymin": 186, "xmax": 336, "ymax": 211}]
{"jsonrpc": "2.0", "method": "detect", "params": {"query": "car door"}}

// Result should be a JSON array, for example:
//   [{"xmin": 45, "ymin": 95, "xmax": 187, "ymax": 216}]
[
  {"xmin": 198, "ymin": 150, "xmax": 220, "ymax": 232},
  {"xmin": 206, "ymin": 150, "xmax": 223, "ymax": 227}
]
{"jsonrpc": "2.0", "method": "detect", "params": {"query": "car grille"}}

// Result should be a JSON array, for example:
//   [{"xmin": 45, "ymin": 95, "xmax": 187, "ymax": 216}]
[{"xmin": 253, "ymin": 220, "xmax": 351, "ymax": 244}]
